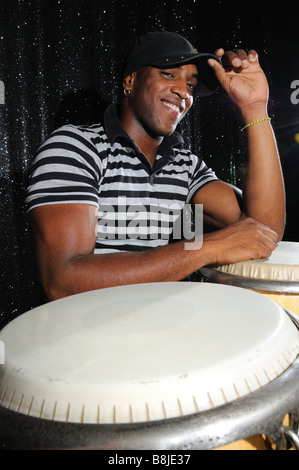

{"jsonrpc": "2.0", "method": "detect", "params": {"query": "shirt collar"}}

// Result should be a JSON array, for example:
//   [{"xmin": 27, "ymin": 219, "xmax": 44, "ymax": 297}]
[{"xmin": 103, "ymin": 103, "xmax": 184, "ymax": 157}]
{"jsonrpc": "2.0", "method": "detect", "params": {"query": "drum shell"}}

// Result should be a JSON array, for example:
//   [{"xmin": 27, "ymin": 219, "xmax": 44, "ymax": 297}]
[{"xmin": 197, "ymin": 267, "xmax": 299, "ymax": 317}]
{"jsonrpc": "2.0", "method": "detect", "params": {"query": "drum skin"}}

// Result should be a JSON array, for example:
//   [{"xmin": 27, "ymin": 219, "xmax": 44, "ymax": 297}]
[{"xmin": 1, "ymin": 282, "xmax": 299, "ymax": 450}]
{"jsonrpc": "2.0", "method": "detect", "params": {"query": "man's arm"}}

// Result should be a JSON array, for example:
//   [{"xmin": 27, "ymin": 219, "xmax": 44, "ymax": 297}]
[
  {"xmin": 196, "ymin": 49, "xmax": 285, "ymax": 239},
  {"xmin": 240, "ymin": 105, "xmax": 285, "ymax": 239},
  {"xmin": 193, "ymin": 181, "xmax": 243, "ymax": 230},
  {"xmin": 29, "ymin": 203, "xmax": 278, "ymax": 301}
]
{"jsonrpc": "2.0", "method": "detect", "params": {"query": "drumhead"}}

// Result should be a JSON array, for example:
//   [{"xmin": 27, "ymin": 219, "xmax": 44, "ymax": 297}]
[
  {"xmin": 1, "ymin": 282, "xmax": 299, "ymax": 424},
  {"xmin": 215, "ymin": 241, "xmax": 299, "ymax": 282}
]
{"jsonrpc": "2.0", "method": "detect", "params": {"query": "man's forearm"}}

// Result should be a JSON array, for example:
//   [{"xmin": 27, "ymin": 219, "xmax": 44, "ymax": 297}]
[
  {"xmin": 44, "ymin": 239, "xmax": 210, "ymax": 300},
  {"xmin": 241, "ymin": 106, "xmax": 286, "ymax": 239}
]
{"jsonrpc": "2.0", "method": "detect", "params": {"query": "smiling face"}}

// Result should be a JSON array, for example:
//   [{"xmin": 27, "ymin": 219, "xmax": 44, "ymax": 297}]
[{"xmin": 122, "ymin": 63, "xmax": 198, "ymax": 139}]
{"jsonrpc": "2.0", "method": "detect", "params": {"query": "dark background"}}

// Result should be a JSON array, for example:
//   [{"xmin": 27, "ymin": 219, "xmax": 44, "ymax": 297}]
[{"xmin": 0, "ymin": 0, "xmax": 298, "ymax": 328}]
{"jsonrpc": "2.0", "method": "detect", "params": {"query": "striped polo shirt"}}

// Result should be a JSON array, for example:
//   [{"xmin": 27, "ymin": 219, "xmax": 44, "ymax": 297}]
[{"xmin": 26, "ymin": 104, "xmax": 218, "ymax": 253}]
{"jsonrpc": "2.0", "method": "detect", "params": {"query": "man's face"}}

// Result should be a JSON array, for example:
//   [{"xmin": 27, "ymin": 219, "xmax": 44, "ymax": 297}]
[{"xmin": 126, "ymin": 63, "xmax": 198, "ymax": 138}]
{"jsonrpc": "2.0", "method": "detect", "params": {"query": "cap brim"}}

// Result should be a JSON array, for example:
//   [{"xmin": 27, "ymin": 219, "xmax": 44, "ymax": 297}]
[{"xmin": 147, "ymin": 52, "xmax": 221, "ymax": 97}]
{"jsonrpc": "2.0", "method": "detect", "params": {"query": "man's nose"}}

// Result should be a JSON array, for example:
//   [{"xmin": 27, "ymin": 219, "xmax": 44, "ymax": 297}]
[{"xmin": 170, "ymin": 82, "xmax": 191, "ymax": 100}]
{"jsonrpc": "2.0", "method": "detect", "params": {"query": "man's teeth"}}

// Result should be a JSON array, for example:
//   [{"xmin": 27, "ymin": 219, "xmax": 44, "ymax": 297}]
[{"xmin": 164, "ymin": 102, "xmax": 180, "ymax": 113}]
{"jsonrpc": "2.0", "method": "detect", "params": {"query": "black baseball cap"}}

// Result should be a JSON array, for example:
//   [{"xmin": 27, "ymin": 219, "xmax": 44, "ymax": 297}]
[{"xmin": 123, "ymin": 31, "xmax": 221, "ymax": 97}]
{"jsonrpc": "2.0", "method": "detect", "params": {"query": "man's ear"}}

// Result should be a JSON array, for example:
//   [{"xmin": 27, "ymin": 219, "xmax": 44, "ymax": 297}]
[{"xmin": 122, "ymin": 72, "xmax": 136, "ymax": 93}]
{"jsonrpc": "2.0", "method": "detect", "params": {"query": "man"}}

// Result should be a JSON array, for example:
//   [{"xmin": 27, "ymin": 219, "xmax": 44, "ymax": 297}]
[{"xmin": 26, "ymin": 32, "xmax": 285, "ymax": 301}]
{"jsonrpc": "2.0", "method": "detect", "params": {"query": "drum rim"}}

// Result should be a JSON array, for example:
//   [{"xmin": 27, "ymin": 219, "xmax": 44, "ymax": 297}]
[
  {"xmin": 198, "ymin": 267, "xmax": 299, "ymax": 293},
  {"xmin": 1, "ymin": 355, "xmax": 298, "ymax": 450}
]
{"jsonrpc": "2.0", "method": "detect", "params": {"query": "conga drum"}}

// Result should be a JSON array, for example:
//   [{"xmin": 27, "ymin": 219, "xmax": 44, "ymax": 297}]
[
  {"xmin": 0, "ymin": 283, "xmax": 299, "ymax": 450},
  {"xmin": 198, "ymin": 241, "xmax": 299, "ymax": 317}
]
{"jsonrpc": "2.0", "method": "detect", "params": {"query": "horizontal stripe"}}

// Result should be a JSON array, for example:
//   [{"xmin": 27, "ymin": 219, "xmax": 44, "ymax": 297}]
[
  {"xmin": 27, "ymin": 195, "xmax": 99, "ymax": 208},
  {"xmin": 30, "ymin": 157, "xmax": 101, "ymax": 183},
  {"xmin": 37, "ymin": 142, "xmax": 100, "ymax": 174},
  {"xmin": 29, "ymin": 171, "xmax": 98, "ymax": 189},
  {"xmin": 95, "ymin": 240, "xmax": 169, "ymax": 252},
  {"xmin": 101, "ymin": 175, "xmax": 189, "ymax": 189},
  {"xmin": 50, "ymin": 127, "xmax": 104, "ymax": 155},
  {"xmin": 28, "ymin": 185, "xmax": 98, "ymax": 195}
]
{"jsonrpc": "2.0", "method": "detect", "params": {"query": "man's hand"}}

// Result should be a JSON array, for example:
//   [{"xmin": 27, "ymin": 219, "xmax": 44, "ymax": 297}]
[
  {"xmin": 208, "ymin": 48, "xmax": 269, "ymax": 112},
  {"xmin": 203, "ymin": 217, "xmax": 279, "ymax": 266}
]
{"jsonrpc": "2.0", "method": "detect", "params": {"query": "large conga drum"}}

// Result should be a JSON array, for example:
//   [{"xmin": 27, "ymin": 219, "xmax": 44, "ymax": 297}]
[
  {"xmin": 0, "ymin": 283, "xmax": 299, "ymax": 450},
  {"xmin": 198, "ymin": 241, "xmax": 299, "ymax": 317}
]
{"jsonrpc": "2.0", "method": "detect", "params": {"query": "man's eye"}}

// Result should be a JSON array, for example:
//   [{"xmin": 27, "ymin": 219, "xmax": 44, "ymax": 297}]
[{"xmin": 161, "ymin": 72, "xmax": 173, "ymax": 78}]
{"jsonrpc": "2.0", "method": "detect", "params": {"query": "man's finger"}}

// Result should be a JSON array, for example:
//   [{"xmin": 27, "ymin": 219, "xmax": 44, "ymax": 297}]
[
  {"xmin": 214, "ymin": 48, "xmax": 225, "ymax": 59},
  {"xmin": 248, "ymin": 49, "xmax": 259, "ymax": 63},
  {"xmin": 207, "ymin": 57, "xmax": 227, "ymax": 85}
]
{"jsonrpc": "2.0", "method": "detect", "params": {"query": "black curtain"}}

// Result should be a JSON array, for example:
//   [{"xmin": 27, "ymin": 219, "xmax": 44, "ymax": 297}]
[{"xmin": 0, "ymin": 0, "xmax": 298, "ymax": 328}]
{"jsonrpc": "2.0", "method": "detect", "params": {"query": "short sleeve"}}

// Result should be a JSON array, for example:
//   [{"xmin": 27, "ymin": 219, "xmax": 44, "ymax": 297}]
[
  {"xmin": 26, "ymin": 125, "xmax": 102, "ymax": 212},
  {"xmin": 187, "ymin": 154, "xmax": 219, "ymax": 203}
]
